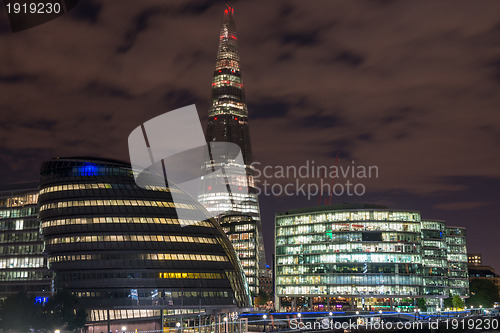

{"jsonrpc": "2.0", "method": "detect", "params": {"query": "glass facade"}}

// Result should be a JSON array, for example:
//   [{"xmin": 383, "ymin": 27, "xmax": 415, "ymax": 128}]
[
  {"xmin": 421, "ymin": 220, "xmax": 448, "ymax": 309},
  {"xmin": 275, "ymin": 205, "xmax": 469, "ymax": 311},
  {"xmin": 220, "ymin": 215, "xmax": 259, "ymax": 289},
  {"xmin": 39, "ymin": 157, "xmax": 251, "ymax": 325},
  {"xmin": 197, "ymin": 5, "xmax": 265, "ymax": 295},
  {"xmin": 446, "ymin": 226, "xmax": 469, "ymax": 297},
  {"xmin": 0, "ymin": 184, "xmax": 52, "ymax": 300}
]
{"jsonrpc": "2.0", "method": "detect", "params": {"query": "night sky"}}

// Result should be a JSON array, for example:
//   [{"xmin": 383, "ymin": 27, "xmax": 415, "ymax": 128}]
[{"xmin": 1, "ymin": 1, "xmax": 499, "ymax": 270}]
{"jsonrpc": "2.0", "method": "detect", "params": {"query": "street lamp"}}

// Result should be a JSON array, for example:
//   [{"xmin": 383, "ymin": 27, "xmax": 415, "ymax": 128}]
[
  {"xmin": 379, "ymin": 310, "xmax": 382, "ymax": 315},
  {"xmin": 55, "ymin": 330, "xmax": 60, "ymax": 333},
  {"xmin": 263, "ymin": 314, "xmax": 267, "ymax": 333},
  {"xmin": 437, "ymin": 308, "xmax": 440, "ymax": 320},
  {"xmin": 223, "ymin": 317, "xmax": 228, "ymax": 333},
  {"xmin": 121, "ymin": 326, "xmax": 127, "ymax": 333},
  {"xmin": 397, "ymin": 308, "xmax": 401, "ymax": 321},
  {"xmin": 297, "ymin": 313, "xmax": 301, "ymax": 318},
  {"xmin": 329, "ymin": 312, "xmax": 333, "ymax": 316}
]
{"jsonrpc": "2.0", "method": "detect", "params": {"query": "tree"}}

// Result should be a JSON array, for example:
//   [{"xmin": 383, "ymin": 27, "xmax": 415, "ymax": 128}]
[
  {"xmin": 44, "ymin": 289, "xmax": 86, "ymax": 331},
  {"xmin": 443, "ymin": 296, "xmax": 453, "ymax": 309},
  {"xmin": 0, "ymin": 292, "xmax": 47, "ymax": 331},
  {"xmin": 416, "ymin": 298, "xmax": 427, "ymax": 312},
  {"xmin": 452, "ymin": 295, "xmax": 465, "ymax": 310},
  {"xmin": 467, "ymin": 279, "xmax": 500, "ymax": 308},
  {"xmin": 254, "ymin": 291, "xmax": 270, "ymax": 307}
]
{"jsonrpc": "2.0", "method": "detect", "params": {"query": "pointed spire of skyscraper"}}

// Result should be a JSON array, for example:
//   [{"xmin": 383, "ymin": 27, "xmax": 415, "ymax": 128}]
[
  {"xmin": 199, "ymin": 6, "xmax": 266, "ymax": 296},
  {"xmin": 220, "ymin": 4, "xmax": 237, "ymax": 40},
  {"xmin": 207, "ymin": 4, "xmax": 251, "ymax": 162}
]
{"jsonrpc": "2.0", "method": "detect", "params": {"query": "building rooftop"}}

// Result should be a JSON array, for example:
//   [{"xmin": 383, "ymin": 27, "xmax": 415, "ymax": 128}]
[
  {"xmin": 276, "ymin": 203, "xmax": 411, "ymax": 216},
  {"xmin": 53, "ymin": 156, "xmax": 129, "ymax": 165},
  {"xmin": 469, "ymin": 266, "xmax": 499, "ymax": 278}
]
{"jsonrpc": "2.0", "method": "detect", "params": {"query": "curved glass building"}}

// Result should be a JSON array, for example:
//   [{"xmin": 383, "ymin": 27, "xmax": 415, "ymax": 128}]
[
  {"xmin": 39, "ymin": 157, "xmax": 250, "ymax": 327},
  {"xmin": 275, "ymin": 204, "xmax": 468, "ymax": 312}
]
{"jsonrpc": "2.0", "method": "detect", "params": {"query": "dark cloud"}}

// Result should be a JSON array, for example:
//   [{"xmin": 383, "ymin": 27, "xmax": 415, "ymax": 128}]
[
  {"xmin": 301, "ymin": 113, "xmax": 344, "ymax": 129},
  {"xmin": 116, "ymin": 6, "xmax": 167, "ymax": 54},
  {"xmin": 0, "ymin": 74, "xmax": 37, "ymax": 83},
  {"xmin": 277, "ymin": 3, "xmax": 295, "ymax": 18},
  {"xmin": 357, "ymin": 133, "xmax": 373, "ymax": 141},
  {"xmin": 162, "ymin": 87, "xmax": 202, "ymax": 110},
  {"xmin": 85, "ymin": 81, "xmax": 134, "ymax": 99},
  {"xmin": 487, "ymin": 58, "xmax": 500, "ymax": 83},
  {"xmin": 379, "ymin": 107, "xmax": 414, "ymax": 124},
  {"xmin": 248, "ymin": 101, "xmax": 289, "ymax": 119},
  {"xmin": 176, "ymin": 1, "xmax": 219, "ymax": 16},
  {"xmin": 433, "ymin": 201, "xmax": 489, "ymax": 211},
  {"xmin": 22, "ymin": 120, "xmax": 57, "ymax": 131},
  {"xmin": 392, "ymin": 132, "xmax": 409, "ymax": 140},
  {"xmin": 478, "ymin": 124, "xmax": 500, "ymax": 144},
  {"xmin": 280, "ymin": 30, "xmax": 321, "ymax": 46},
  {"xmin": 274, "ymin": 52, "xmax": 293, "ymax": 62},
  {"xmin": 328, "ymin": 141, "xmax": 353, "ymax": 161},
  {"xmin": 0, "ymin": 147, "xmax": 54, "ymax": 184},
  {"xmin": 334, "ymin": 51, "xmax": 365, "ymax": 67}
]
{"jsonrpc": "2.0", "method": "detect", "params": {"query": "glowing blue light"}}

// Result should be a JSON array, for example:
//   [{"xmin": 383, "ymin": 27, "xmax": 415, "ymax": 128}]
[
  {"xmin": 78, "ymin": 163, "xmax": 99, "ymax": 176},
  {"xmin": 34, "ymin": 296, "xmax": 48, "ymax": 305}
]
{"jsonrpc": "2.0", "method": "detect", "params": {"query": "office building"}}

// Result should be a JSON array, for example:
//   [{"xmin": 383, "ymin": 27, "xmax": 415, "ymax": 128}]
[
  {"xmin": 274, "ymin": 204, "xmax": 469, "ymax": 311},
  {"xmin": 468, "ymin": 254, "xmax": 482, "ymax": 266},
  {"xmin": 445, "ymin": 227, "xmax": 469, "ymax": 297},
  {"xmin": 421, "ymin": 220, "xmax": 448, "ymax": 309},
  {"xmin": 467, "ymin": 253, "xmax": 500, "ymax": 300},
  {"xmin": 198, "ymin": 5, "xmax": 265, "ymax": 295},
  {"xmin": 259, "ymin": 266, "xmax": 273, "ymax": 299},
  {"xmin": 220, "ymin": 215, "xmax": 260, "ymax": 290},
  {"xmin": 0, "ymin": 183, "xmax": 52, "ymax": 301},
  {"xmin": 39, "ymin": 157, "xmax": 251, "ymax": 330}
]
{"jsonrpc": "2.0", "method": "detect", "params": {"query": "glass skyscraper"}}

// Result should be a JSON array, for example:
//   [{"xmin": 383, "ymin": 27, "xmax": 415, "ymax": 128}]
[
  {"xmin": 198, "ymin": 5, "xmax": 265, "ymax": 295},
  {"xmin": 274, "ymin": 204, "xmax": 469, "ymax": 312},
  {"xmin": 0, "ymin": 184, "xmax": 52, "ymax": 300}
]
